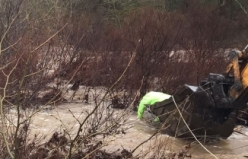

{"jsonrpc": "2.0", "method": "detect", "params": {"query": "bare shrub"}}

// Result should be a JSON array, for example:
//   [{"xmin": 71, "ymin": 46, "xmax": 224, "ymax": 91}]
[
  {"xmin": 121, "ymin": 7, "xmax": 184, "ymax": 97},
  {"xmin": 0, "ymin": 0, "xmax": 247, "ymax": 159}
]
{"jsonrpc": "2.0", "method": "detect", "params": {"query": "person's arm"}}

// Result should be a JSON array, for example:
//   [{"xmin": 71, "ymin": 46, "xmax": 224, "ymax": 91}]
[{"xmin": 137, "ymin": 100, "xmax": 147, "ymax": 119}]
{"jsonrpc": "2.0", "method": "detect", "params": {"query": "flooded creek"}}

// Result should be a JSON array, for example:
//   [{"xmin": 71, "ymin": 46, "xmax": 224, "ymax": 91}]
[{"xmin": 6, "ymin": 101, "xmax": 248, "ymax": 159}]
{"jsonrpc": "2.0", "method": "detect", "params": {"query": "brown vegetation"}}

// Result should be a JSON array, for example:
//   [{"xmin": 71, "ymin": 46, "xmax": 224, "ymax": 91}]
[{"xmin": 0, "ymin": 0, "xmax": 247, "ymax": 158}]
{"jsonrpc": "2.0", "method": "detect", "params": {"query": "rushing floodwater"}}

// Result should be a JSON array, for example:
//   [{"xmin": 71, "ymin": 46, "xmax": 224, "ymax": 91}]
[
  {"xmin": 6, "ymin": 102, "xmax": 246, "ymax": 159},
  {"xmin": 4, "ymin": 85, "xmax": 248, "ymax": 159}
]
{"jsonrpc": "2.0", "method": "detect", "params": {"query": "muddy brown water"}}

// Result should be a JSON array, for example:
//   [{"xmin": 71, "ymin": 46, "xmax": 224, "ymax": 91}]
[
  {"xmin": 6, "ymin": 102, "xmax": 248, "ymax": 159},
  {"xmin": 4, "ymin": 86, "xmax": 248, "ymax": 159}
]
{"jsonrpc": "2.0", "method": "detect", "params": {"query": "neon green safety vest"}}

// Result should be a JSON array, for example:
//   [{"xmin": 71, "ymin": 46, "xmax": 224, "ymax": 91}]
[{"xmin": 137, "ymin": 91, "xmax": 171, "ymax": 119}]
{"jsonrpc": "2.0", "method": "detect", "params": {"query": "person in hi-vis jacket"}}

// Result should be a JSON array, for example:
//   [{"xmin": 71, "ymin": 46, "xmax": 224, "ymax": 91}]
[{"xmin": 137, "ymin": 91, "xmax": 171, "ymax": 122}]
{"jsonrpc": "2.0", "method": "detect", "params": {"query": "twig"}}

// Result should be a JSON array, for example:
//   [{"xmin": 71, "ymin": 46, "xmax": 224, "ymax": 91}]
[
  {"xmin": 233, "ymin": 129, "xmax": 248, "ymax": 137},
  {"xmin": 235, "ymin": 0, "xmax": 248, "ymax": 16},
  {"xmin": 67, "ymin": 39, "xmax": 140, "ymax": 158},
  {"xmin": 171, "ymin": 96, "xmax": 219, "ymax": 159},
  {"xmin": 82, "ymin": 140, "xmax": 114, "ymax": 159},
  {"xmin": 131, "ymin": 131, "xmax": 158, "ymax": 154}
]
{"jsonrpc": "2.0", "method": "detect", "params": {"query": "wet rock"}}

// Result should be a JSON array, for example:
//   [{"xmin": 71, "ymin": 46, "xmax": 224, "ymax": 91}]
[
  {"xmin": 83, "ymin": 93, "xmax": 89, "ymax": 103},
  {"xmin": 70, "ymin": 80, "xmax": 81, "ymax": 91},
  {"xmin": 110, "ymin": 96, "xmax": 126, "ymax": 109}
]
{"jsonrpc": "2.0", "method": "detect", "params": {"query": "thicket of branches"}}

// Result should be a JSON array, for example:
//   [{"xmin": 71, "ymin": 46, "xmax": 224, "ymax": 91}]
[{"xmin": 0, "ymin": 0, "xmax": 247, "ymax": 158}]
